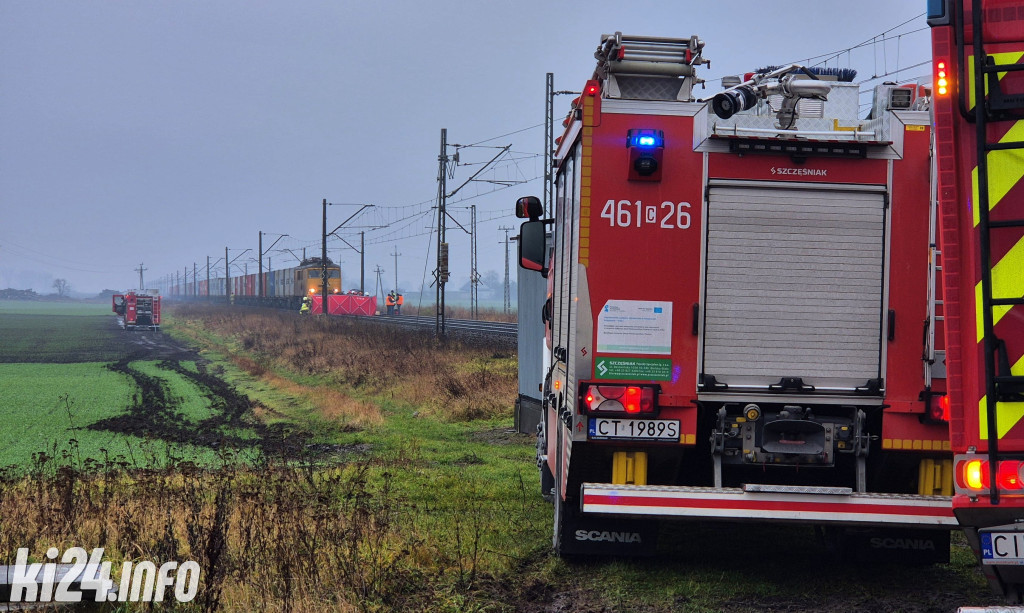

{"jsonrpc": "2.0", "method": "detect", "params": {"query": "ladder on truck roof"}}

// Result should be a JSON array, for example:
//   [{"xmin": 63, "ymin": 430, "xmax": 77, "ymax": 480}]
[
  {"xmin": 594, "ymin": 32, "xmax": 708, "ymax": 101},
  {"xmin": 966, "ymin": 3, "xmax": 1024, "ymax": 503}
]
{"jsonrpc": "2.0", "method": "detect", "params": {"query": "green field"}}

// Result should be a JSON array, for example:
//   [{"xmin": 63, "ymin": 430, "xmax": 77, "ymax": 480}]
[
  {"xmin": 0, "ymin": 311, "xmax": 130, "ymax": 363},
  {"xmin": 0, "ymin": 301, "xmax": 258, "ymax": 468},
  {"xmin": 0, "ymin": 300, "xmax": 112, "ymax": 316}
]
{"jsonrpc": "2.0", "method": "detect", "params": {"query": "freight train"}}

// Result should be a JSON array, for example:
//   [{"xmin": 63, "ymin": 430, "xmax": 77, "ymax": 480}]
[{"xmin": 169, "ymin": 257, "xmax": 342, "ymax": 310}]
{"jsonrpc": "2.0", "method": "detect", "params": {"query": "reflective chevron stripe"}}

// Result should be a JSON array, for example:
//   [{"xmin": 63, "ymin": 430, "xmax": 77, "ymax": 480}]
[
  {"xmin": 979, "ymin": 354, "xmax": 1024, "ymax": 440},
  {"xmin": 968, "ymin": 52, "xmax": 1024, "ymax": 111},
  {"xmin": 975, "ymin": 235, "xmax": 1024, "ymax": 340},
  {"xmin": 972, "ymin": 120, "xmax": 1024, "ymax": 227}
]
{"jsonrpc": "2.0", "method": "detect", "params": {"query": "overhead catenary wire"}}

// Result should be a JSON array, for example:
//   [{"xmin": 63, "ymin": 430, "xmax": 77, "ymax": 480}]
[
  {"xmin": 704, "ymin": 14, "xmax": 930, "ymax": 90},
  {"xmin": 0, "ymin": 237, "xmax": 130, "ymax": 275},
  {"xmin": 165, "ymin": 16, "xmax": 934, "ymax": 290}
]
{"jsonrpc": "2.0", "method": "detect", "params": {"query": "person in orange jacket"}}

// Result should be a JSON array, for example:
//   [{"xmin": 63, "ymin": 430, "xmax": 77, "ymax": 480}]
[
  {"xmin": 385, "ymin": 291, "xmax": 396, "ymax": 315},
  {"xmin": 395, "ymin": 293, "xmax": 404, "ymax": 315}
]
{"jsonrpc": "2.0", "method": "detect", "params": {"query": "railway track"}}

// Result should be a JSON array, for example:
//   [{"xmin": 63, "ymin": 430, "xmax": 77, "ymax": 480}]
[
  {"xmin": 373, "ymin": 314, "xmax": 517, "ymax": 337},
  {"xmin": 173, "ymin": 297, "xmax": 518, "ymax": 340}
]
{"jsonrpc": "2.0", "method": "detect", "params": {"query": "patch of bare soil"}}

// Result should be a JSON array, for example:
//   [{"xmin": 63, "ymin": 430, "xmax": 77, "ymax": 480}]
[
  {"xmin": 115, "ymin": 321, "xmax": 201, "ymax": 362},
  {"xmin": 88, "ymin": 359, "xmax": 313, "ymax": 458},
  {"xmin": 88, "ymin": 326, "xmax": 337, "ymax": 459}
]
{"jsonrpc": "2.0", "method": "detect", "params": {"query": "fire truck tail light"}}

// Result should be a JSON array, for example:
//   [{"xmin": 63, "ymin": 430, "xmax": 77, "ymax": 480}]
[
  {"xmin": 585, "ymin": 82, "xmax": 599, "ymax": 96},
  {"xmin": 928, "ymin": 394, "xmax": 950, "ymax": 422},
  {"xmin": 999, "ymin": 462, "xmax": 1024, "ymax": 490},
  {"xmin": 936, "ymin": 61, "xmax": 949, "ymax": 96},
  {"xmin": 963, "ymin": 459, "xmax": 986, "ymax": 490},
  {"xmin": 581, "ymin": 384, "xmax": 656, "ymax": 415},
  {"xmin": 956, "ymin": 458, "xmax": 1024, "ymax": 493}
]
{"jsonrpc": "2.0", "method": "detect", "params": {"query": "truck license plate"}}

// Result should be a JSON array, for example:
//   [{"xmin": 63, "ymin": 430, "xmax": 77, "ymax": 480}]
[
  {"xmin": 588, "ymin": 418, "xmax": 680, "ymax": 442},
  {"xmin": 981, "ymin": 531, "xmax": 1024, "ymax": 565}
]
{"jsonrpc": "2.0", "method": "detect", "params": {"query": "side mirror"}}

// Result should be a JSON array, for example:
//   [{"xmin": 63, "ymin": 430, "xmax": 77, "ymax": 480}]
[
  {"xmin": 515, "ymin": 196, "xmax": 544, "ymax": 221},
  {"xmin": 518, "ymin": 220, "xmax": 547, "ymax": 273}
]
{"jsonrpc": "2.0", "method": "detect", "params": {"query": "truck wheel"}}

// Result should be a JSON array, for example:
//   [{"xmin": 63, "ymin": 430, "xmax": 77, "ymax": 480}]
[
  {"xmin": 552, "ymin": 486, "xmax": 577, "ymax": 556},
  {"xmin": 537, "ymin": 422, "xmax": 554, "ymax": 502},
  {"xmin": 540, "ymin": 462, "xmax": 555, "ymax": 503}
]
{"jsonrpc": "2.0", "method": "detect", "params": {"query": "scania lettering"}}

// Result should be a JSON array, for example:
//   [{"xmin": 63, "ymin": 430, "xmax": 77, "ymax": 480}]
[
  {"xmin": 517, "ymin": 32, "xmax": 955, "ymax": 558},
  {"xmin": 869, "ymin": 537, "xmax": 938, "ymax": 551},
  {"xmin": 575, "ymin": 530, "xmax": 643, "ymax": 543}
]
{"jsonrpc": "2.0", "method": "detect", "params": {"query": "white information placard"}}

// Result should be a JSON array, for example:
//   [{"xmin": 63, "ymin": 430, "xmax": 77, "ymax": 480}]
[{"xmin": 596, "ymin": 300, "xmax": 672, "ymax": 355}]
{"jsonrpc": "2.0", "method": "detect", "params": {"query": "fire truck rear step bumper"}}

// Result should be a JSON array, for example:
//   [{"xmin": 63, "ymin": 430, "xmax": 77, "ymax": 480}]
[{"xmin": 581, "ymin": 483, "xmax": 956, "ymax": 527}]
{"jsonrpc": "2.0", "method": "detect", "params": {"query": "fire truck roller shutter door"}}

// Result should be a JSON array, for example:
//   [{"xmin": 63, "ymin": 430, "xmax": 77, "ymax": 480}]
[{"xmin": 702, "ymin": 182, "xmax": 887, "ymax": 391}]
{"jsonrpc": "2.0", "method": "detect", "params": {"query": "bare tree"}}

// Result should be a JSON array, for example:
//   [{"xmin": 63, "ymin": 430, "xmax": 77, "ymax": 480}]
[{"xmin": 52, "ymin": 278, "xmax": 70, "ymax": 297}]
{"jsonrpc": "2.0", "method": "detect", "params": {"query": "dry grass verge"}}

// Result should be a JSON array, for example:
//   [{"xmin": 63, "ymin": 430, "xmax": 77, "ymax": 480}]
[
  {"xmin": 0, "ymin": 454, "xmax": 492, "ymax": 612},
  {"xmin": 170, "ymin": 304, "xmax": 518, "ymax": 424}
]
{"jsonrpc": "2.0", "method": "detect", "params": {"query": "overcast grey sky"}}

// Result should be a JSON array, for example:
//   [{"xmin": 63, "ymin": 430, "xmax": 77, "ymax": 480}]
[{"xmin": 0, "ymin": 1, "xmax": 932, "ymax": 296}]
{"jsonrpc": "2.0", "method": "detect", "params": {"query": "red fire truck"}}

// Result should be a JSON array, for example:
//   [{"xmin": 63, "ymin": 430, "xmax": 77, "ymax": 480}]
[
  {"xmin": 517, "ymin": 32, "xmax": 956, "ymax": 558},
  {"xmin": 929, "ymin": 0, "xmax": 1024, "ymax": 601},
  {"xmin": 112, "ymin": 291, "xmax": 161, "ymax": 331}
]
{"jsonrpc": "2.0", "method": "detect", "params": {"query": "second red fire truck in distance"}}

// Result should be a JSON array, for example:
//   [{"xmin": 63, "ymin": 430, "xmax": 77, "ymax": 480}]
[{"xmin": 518, "ymin": 32, "xmax": 955, "ymax": 558}]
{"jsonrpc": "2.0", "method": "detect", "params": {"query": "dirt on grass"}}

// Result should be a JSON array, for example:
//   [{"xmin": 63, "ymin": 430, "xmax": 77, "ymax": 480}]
[
  {"xmin": 87, "ymin": 358, "xmax": 314, "ymax": 458},
  {"xmin": 7, "ymin": 311, "xmax": 327, "ymax": 460}
]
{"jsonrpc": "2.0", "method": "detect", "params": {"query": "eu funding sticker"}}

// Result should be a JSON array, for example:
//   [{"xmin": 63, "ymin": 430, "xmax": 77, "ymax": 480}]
[
  {"xmin": 595, "ymin": 357, "xmax": 672, "ymax": 381},
  {"xmin": 596, "ymin": 300, "xmax": 672, "ymax": 355}
]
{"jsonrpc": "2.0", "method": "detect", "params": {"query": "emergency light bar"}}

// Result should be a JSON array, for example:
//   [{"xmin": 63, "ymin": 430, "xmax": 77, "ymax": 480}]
[
  {"xmin": 626, "ymin": 129, "xmax": 665, "ymax": 181},
  {"xmin": 627, "ymin": 130, "xmax": 664, "ymax": 148}
]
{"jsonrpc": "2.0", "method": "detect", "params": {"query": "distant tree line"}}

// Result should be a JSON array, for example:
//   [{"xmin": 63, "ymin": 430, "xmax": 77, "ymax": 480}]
[{"xmin": 0, "ymin": 288, "xmax": 40, "ymax": 300}]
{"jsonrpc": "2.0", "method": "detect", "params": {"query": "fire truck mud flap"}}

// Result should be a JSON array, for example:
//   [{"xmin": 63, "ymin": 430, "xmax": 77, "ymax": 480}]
[
  {"xmin": 823, "ymin": 526, "xmax": 952, "ymax": 565},
  {"xmin": 555, "ymin": 491, "xmax": 659, "ymax": 557},
  {"xmin": 581, "ymin": 483, "xmax": 957, "ymax": 527}
]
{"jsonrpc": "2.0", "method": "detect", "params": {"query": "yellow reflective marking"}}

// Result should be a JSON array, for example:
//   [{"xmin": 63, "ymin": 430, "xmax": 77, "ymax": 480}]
[
  {"xmin": 580, "ymin": 138, "xmax": 591, "ymax": 266},
  {"xmin": 978, "ymin": 354, "xmax": 1024, "ymax": 439},
  {"xmin": 972, "ymin": 120, "xmax": 1024, "ymax": 227},
  {"xmin": 968, "ymin": 52, "xmax": 1024, "ymax": 111},
  {"xmin": 976, "ymin": 236, "xmax": 1024, "ymax": 341}
]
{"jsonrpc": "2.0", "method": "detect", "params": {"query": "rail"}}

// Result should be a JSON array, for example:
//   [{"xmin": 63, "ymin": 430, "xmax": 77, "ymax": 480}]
[{"xmin": 167, "ymin": 295, "xmax": 518, "ymax": 340}]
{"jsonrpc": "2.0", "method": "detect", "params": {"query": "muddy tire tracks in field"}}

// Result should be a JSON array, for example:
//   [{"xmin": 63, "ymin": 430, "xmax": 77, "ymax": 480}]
[{"xmin": 90, "ymin": 355, "xmax": 312, "ymax": 458}]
